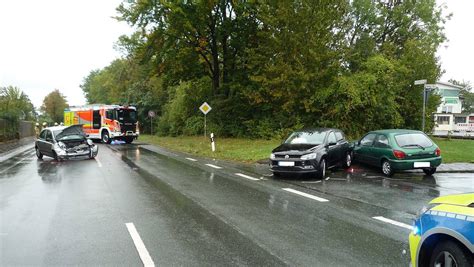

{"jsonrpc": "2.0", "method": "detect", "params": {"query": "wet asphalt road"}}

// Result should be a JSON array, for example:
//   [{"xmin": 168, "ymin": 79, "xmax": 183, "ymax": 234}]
[{"xmin": 1, "ymin": 143, "xmax": 473, "ymax": 266}]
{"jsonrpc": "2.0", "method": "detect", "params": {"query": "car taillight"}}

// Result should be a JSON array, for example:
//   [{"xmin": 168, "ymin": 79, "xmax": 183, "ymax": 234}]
[
  {"xmin": 435, "ymin": 147, "xmax": 441, "ymax": 156},
  {"xmin": 393, "ymin": 150, "xmax": 406, "ymax": 159}
]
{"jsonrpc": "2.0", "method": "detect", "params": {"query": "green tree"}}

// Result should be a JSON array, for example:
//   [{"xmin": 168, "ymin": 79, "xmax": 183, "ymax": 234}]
[
  {"xmin": 449, "ymin": 79, "xmax": 474, "ymax": 114},
  {"xmin": 245, "ymin": 1, "xmax": 348, "ymax": 125},
  {"xmin": 117, "ymin": 0, "xmax": 259, "ymax": 96},
  {"xmin": 41, "ymin": 89, "xmax": 68, "ymax": 123},
  {"xmin": 0, "ymin": 86, "xmax": 36, "ymax": 121},
  {"xmin": 80, "ymin": 0, "xmax": 450, "ymax": 138},
  {"xmin": 342, "ymin": 0, "xmax": 447, "ymax": 133},
  {"xmin": 0, "ymin": 86, "xmax": 36, "ymax": 140}
]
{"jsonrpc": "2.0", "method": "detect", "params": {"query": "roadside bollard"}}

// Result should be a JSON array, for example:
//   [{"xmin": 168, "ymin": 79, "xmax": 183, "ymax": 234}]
[{"xmin": 210, "ymin": 133, "xmax": 216, "ymax": 152}]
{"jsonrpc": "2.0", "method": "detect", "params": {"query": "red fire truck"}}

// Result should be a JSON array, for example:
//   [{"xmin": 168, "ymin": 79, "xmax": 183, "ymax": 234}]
[{"xmin": 64, "ymin": 104, "xmax": 139, "ymax": 144}]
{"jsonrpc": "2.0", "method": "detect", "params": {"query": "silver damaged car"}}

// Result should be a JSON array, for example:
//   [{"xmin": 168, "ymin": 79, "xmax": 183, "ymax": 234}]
[{"xmin": 35, "ymin": 125, "xmax": 98, "ymax": 161}]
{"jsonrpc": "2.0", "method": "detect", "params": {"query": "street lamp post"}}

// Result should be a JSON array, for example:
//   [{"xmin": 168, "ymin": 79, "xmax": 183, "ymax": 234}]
[{"xmin": 414, "ymin": 79, "xmax": 427, "ymax": 132}]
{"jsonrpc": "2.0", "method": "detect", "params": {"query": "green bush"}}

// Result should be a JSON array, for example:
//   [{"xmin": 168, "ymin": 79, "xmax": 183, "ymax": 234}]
[
  {"xmin": 156, "ymin": 77, "xmax": 213, "ymax": 136},
  {"xmin": 0, "ymin": 114, "xmax": 19, "ymax": 141},
  {"xmin": 183, "ymin": 116, "xmax": 204, "ymax": 136}
]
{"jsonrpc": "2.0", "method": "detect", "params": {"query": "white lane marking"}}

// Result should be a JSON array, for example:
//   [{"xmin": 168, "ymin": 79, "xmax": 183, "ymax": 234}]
[
  {"xmin": 302, "ymin": 180, "xmax": 322, "ymax": 184},
  {"xmin": 282, "ymin": 188, "xmax": 329, "ymax": 202},
  {"xmin": 0, "ymin": 145, "xmax": 33, "ymax": 162},
  {"xmin": 185, "ymin": 157, "xmax": 197, "ymax": 162},
  {"xmin": 0, "ymin": 155, "xmax": 33, "ymax": 174},
  {"xmin": 372, "ymin": 216, "xmax": 413, "ymax": 230},
  {"xmin": 235, "ymin": 173, "xmax": 260, "ymax": 181},
  {"xmin": 95, "ymin": 157, "xmax": 103, "ymax": 168},
  {"xmin": 125, "ymin": 223, "xmax": 155, "ymax": 267},
  {"xmin": 205, "ymin": 164, "xmax": 222, "ymax": 169}
]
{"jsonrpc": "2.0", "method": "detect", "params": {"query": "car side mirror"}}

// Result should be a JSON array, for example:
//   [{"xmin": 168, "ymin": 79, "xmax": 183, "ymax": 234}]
[{"xmin": 87, "ymin": 139, "xmax": 93, "ymax": 146}]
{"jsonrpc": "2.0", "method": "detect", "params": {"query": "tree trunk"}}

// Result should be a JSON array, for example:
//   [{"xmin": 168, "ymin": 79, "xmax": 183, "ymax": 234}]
[
  {"xmin": 210, "ymin": 14, "xmax": 220, "ymax": 95},
  {"xmin": 221, "ymin": 0, "xmax": 229, "ymax": 93}
]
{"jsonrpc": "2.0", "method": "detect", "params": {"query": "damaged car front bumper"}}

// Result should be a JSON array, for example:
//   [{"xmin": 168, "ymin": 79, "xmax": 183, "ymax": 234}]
[{"xmin": 54, "ymin": 143, "xmax": 98, "ymax": 160}]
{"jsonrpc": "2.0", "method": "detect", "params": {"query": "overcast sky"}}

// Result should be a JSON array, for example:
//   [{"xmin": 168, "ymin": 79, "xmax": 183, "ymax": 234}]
[
  {"xmin": 436, "ymin": 1, "xmax": 473, "ymax": 85},
  {"xmin": 0, "ymin": 0, "xmax": 132, "ymax": 108},
  {"xmin": 0, "ymin": 1, "xmax": 472, "ymax": 109}
]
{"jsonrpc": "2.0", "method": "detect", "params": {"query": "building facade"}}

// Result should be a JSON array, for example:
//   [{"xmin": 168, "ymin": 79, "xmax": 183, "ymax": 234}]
[{"xmin": 432, "ymin": 81, "xmax": 474, "ymax": 136}]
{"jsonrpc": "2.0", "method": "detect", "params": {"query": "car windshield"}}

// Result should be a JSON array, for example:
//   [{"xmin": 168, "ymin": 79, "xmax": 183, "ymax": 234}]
[
  {"xmin": 394, "ymin": 133, "xmax": 433, "ymax": 148},
  {"xmin": 117, "ymin": 109, "xmax": 137, "ymax": 123},
  {"xmin": 53, "ymin": 130, "xmax": 84, "ymax": 141},
  {"xmin": 284, "ymin": 131, "xmax": 327, "ymax": 145}
]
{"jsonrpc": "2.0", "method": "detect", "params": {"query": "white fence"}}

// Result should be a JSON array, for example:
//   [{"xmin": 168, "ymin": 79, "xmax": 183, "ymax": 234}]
[{"xmin": 454, "ymin": 123, "xmax": 474, "ymax": 132}]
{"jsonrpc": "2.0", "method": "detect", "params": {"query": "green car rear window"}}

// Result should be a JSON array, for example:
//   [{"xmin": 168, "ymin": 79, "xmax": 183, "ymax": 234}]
[{"xmin": 394, "ymin": 133, "xmax": 433, "ymax": 148}]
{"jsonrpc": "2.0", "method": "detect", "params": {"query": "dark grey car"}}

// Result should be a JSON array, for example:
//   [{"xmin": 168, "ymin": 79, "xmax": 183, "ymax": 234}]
[
  {"xmin": 35, "ymin": 125, "xmax": 98, "ymax": 161},
  {"xmin": 270, "ymin": 128, "xmax": 353, "ymax": 178}
]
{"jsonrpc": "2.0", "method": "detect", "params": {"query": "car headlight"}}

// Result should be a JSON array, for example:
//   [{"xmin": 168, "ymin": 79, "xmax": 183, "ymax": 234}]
[
  {"xmin": 87, "ymin": 139, "xmax": 93, "ymax": 146},
  {"xmin": 416, "ymin": 204, "xmax": 436, "ymax": 217},
  {"xmin": 412, "ymin": 222, "xmax": 420, "ymax": 236},
  {"xmin": 301, "ymin": 153, "xmax": 317, "ymax": 160},
  {"xmin": 270, "ymin": 153, "xmax": 275, "ymax": 160},
  {"xmin": 57, "ymin": 142, "xmax": 66, "ymax": 150}
]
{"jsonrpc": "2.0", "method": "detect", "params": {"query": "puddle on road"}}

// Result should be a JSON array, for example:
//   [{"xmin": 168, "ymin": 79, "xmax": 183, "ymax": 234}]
[{"xmin": 274, "ymin": 163, "xmax": 473, "ymax": 199}]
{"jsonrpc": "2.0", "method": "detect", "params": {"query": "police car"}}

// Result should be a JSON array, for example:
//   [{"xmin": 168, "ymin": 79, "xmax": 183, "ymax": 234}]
[{"xmin": 409, "ymin": 193, "xmax": 473, "ymax": 267}]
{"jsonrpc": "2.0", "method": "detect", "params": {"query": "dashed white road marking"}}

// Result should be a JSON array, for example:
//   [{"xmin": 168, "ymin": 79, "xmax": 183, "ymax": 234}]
[
  {"xmin": 0, "ymin": 155, "xmax": 33, "ymax": 174},
  {"xmin": 282, "ymin": 188, "xmax": 329, "ymax": 202},
  {"xmin": 125, "ymin": 223, "xmax": 155, "ymax": 267},
  {"xmin": 185, "ymin": 157, "xmax": 197, "ymax": 162},
  {"xmin": 95, "ymin": 157, "xmax": 103, "ymax": 168},
  {"xmin": 235, "ymin": 173, "xmax": 260, "ymax": 181},
  {"xmin": 372, "ymin": 216, "xmax": 413, "ymax": 230},
  {"xmin": 205, "ymin": 164, "xmax": 222, "ymax": 169},
  {"xmin": 302, "ymin": 180, "xmax": 322, "ymax": 184}
]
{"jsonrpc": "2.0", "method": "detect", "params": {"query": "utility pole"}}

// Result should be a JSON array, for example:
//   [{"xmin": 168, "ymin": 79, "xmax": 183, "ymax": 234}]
[
  {"xmin": 414, "ymin": 80, "xmax": 427, "ymax": 132},
  {"xmin": 422, "ymin": 83, "xmax": 426, "ymax": 132}
]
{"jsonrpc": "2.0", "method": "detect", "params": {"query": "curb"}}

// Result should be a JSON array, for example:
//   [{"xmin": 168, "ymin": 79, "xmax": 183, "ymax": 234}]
[
  {"xmin": 0, "ymin": 137, "xmax": 35, "ymax": 160},
  {"xmin": 137, "ymin": 142, "xmax": 474, "ymax": 174}
]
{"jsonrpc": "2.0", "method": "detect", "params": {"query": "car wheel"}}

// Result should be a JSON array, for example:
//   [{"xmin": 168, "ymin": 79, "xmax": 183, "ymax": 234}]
[
  {"xmin": 423, "ymin": 167, "xmax": 436, "ymax": 176},
  {"xmin": 273, "ymin": 172, "xmax": 281, "ymax": 178},
  {"xmin": 35, "ymin": 146, "xmax": 43, "ymax": 159},
  {"xmin": 52, "ymin": 151, "xmax": 61, "ymax": 162},
  {"xmin": 317, "ymin": 159, "xmax": 326, "ymax": 179},
  {"xmin": 89, "ymin": 148, "xmax": 95, "ymax": 159},
  {"xmin": 101, "ymin": 131, "xmax": 111, "ymax": 144},
  {"xmin": 344, "ymin": 152, "xmax": 352, "ymax": 169},
  {"xmin": 125, "ymin": 137, "xmax": 134, "ymax": 144},
  {"xmin": 381, "ymin": 160, "xmax": 394, "ymax": 177},
  {"xmin": 429, "ymin": 240, "xmax": 473, "ymax": 267}
]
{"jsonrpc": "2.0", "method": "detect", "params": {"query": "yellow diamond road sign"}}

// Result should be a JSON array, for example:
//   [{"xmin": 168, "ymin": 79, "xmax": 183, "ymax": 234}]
[{"xmin": 199, "ymin": 102, "xmax": 212, "ymax": 115}]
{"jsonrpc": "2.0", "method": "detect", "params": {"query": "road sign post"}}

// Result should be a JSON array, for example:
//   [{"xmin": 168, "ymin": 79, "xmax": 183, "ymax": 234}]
[
  {"xmin": 414, "ymin": 79, "xmax": 427, "ymax": 85},
  {"xmin": 210, "ymin": 132, "xmax": 215, "ymax": 152},
  {"xmin": 199, "ymin": 102, "xmax": 212, "ymax": 138},
  {"xmin": 148, "ymin": 110, "xmax": 156, "ymax": 135}
]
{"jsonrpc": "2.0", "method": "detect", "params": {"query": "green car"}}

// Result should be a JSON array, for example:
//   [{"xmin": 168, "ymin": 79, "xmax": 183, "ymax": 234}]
[{"xmin": 353, "ymin": 129, "xmax": 442, "ymax": 176}]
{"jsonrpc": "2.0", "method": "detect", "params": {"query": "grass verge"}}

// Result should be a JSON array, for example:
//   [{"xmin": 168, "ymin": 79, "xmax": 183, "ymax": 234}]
[
  {"xmin": 139, "ymin": 135, "xmax": 473, "ymax": 164},
  {"xmin": 432, "ymin": 137, "xmax": 474, "ymax": 163},
  {"xmin": 139, "ymin": 135, "xmax": 279, "ymax": 163}
]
